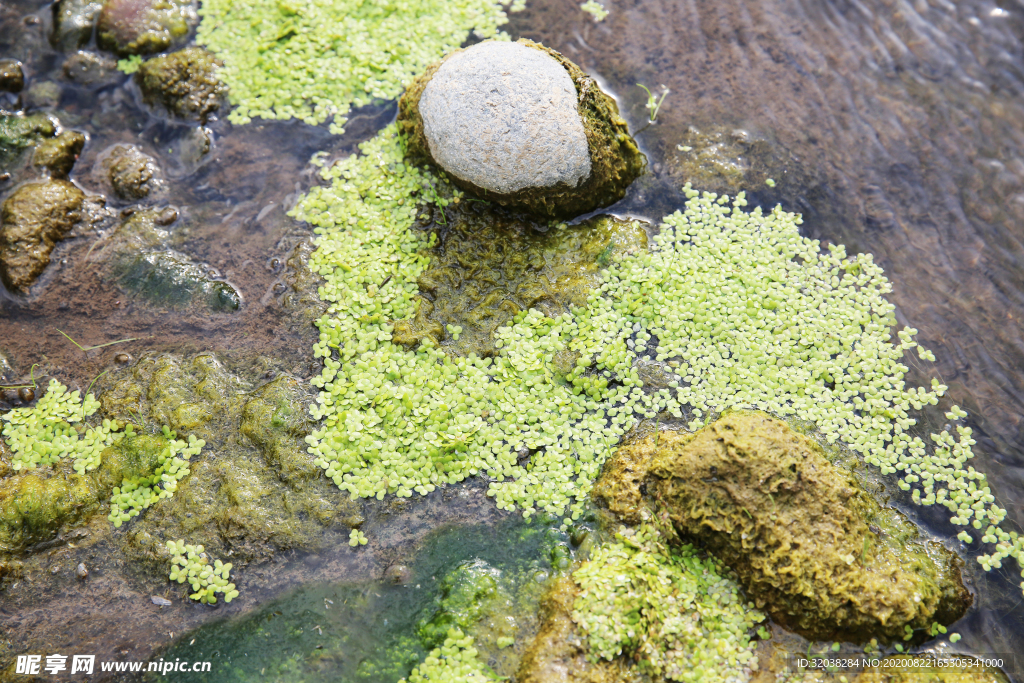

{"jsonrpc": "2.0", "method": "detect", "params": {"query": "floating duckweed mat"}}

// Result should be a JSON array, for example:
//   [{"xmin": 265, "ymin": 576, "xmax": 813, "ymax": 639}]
[
  {"xmin": 571, "ymin": 523, "xmax": 763, "ymax": 681},
  {"xmin": 296, "ymin": 125, "xmax": 1023, "ymax": 592},
  {"xmin": 2, "ymin": 378, "xmax": 115, "ymax": 474},
  {"xmin": 196, "ymin": 0, "xmax": 514, "ymax": 133},
  {"xmin": 400, "ymin": 628, "xmax": 497, "ymax": 683}
]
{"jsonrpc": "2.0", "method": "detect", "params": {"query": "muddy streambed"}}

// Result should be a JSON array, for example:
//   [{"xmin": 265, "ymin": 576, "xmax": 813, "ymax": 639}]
[{"xmin": 2, "ymin": 0, "xmax": 1024, "ymax": 681}]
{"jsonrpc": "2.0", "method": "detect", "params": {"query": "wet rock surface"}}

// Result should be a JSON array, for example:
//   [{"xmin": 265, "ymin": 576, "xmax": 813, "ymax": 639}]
[
  {"xmin": 61, "ymin": 50, "xmax": 120, "ymax": 87},
  {"xmin": 0, "ymin": 112, "xmax": 58, "ymax": 171},
  {"xmin": 0, "ymin": 179, "xmax": 86, "ymax": 293},
  {"xmin": 32, "ymin": 129, "xmax": 85, "ymax": 178},
  {"xmin": 136, "ymin": 47, "xmax": 226, "ymax": 123},
  {"xmin": 97, "ymin": 207, "xmax": 240, "ymax": 312},
  {"xmin": 595, "ymin": 412, "xmax": 972, "ymax": 642},
  {"xmin": 51, "ymin": 0, "xmax": 104, "ymax": 51},
  {"xmin": 400, "ymin": 39, "xmax": 645, "ymax": 218},
  {"xmin": 100, "ymin": 143, "xmax": 162, "ymax": 200},
  {"xmin": 0, "ymin": 59, "xmax": 24, "ymax": 94},
  {"xmin": 96, "ymin": 0, "xmax": 197, "ymax": 57}
]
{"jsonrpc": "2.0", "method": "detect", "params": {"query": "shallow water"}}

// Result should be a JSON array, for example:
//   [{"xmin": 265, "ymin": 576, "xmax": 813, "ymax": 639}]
[{"xmin": 3, "ymin": 0, "xmax": 1024, "ymax": 679}]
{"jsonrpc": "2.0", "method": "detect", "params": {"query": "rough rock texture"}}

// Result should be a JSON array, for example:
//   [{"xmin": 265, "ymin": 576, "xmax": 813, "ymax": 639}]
[
  {"xmin": 419, "ymin": 41, "xmax": 591, "ymax": 196},
  {"xmin": 136, "ymin": 47, "xmax": 226, "ymax": 123},
  {"xmin": 399, "ymin": 39, "xmax": 645, "ymax": 218},
  {"xmin": 32, "ymin": 130, "xmax": 86, "ymax": 178},
  {"xmin": 51, "ymin": 0, "xmax": 104, "ymax": 51},
  {"xmin": 596, "ymin": 411, "xmax": 972, "ymax": 642},
  {"xmin": 0, "ymin": 59, "xmax": 24, "ymax": 94},
  {"xmin": 101, "ymin": 144, "xmax": 162, "ymax": 200},
  {"xmin": 99, "ymin": 207, "xmax": 240, "ymax": 311},
  {"xmin": 0, "ymin": 179, "xmax": 85, "ymax": 293},
  {"xmin": 96, "ymin": 0, "xmax": 197, "ymax": 57},
  {"xmin": 62, "ymin": 51, "xmax": 121, "ymax": 87},
  {"xmin": 0, "ymin": 112, "xmax": 58, "ymax": 171},
  {"xmin": 517, "ymin": 576, "xmax": 645, "ymax": 683}
]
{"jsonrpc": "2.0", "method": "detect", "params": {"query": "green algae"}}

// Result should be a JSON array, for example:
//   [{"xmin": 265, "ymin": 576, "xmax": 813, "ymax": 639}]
[
  {"xmin": 398, "ymin": 211, "xmax": 647, "ymax": 357},
  {"xmin": 599, "ymin": 412, "xmax": 970, "ymax": 642},
  {"xmin": 0, "ymin": 113, "xmax": 58, "ymax": 171},
  {"xmin": 96, "ymin": 0, "xmax": 197, "ymax": 57},
  {"xmin": 100, "ymin": 353, "xmax": 362, "ymax": 566},
  {"xmin": 0, "ymin": 461, "xmax": 102, "ymax": 554},
  {"xmin": 31, "ymin": 130, "xmax": 85, "ymax": 178},
  {"xmin": 196, "ymin": 0, "xmax": 514, "ymax": 133},
  {"xmin": 399, "ymin": 39, "xmax": 646, "ymax": 218}
]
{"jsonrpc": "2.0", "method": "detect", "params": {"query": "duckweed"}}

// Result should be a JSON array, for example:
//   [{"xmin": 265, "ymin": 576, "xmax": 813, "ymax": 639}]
[
  {"xmin": 2, "ymin": 379, "xmax": 114, "ymax": 475},
  {"xmin": 107, "ymin": 429, "xmax": 205, "ymax": 528},
  {"xmin": 580, "ymin": 1, "xmax": 609, "ymax": 21},
  {"xmin": 399, "ymin": 628, "xmax": 498, "ymax": 683},
  {"xmin": 196, "ymin": 0, "xmax": 514, "ymax": 133},
  {"xmin": 166, "ymin": 539, "xmax": 239, "ymax": 604},
  {"xmin": 349, "ymin": 528, "xmax": 368, "ymax": 546},
  {"xmin": 571, "ymin": 523, "xmax": 763, "ymax": 681},
  {"xmin": 297, "ymin": 125, "xmax": 1023, "ymax": 593}
]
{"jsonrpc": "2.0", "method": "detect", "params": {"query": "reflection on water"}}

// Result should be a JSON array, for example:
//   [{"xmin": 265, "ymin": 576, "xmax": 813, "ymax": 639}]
[{"xmin": 3, "ymin": 0, "xmax": 1024, "ymax": 676}]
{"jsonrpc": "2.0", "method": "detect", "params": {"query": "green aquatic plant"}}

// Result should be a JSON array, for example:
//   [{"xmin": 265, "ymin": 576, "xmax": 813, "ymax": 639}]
[
  {"xmin": 349, "ymin": 528, "xmax": 368, "ymax": 547},
  {"xmin": 196, "ymin": 0, "xmax": 515, "ymax": 133},
  {"xmin": 57, "ymin": 328, "xmax": 141, "ymax": 352},
  {"xmin": 2, "ymin": 378, "xmax": 116, "ymax": 474},
  {"xmin": 399, "ymin": 628, "xmax": 498, "ymax": 683},
  {"xmin": 580, "ymin": 1, "xmax": 609, "ymax": 22},
  {"xmin": 571, "ymin": 523, "xmax": 763, "ymax": 681},
  {"xmin": 637, "ymin": 83, "xmax": 669, "ymax": 123},
  {"xmin": 116, "ymin": 55, "xmax": 144, "ymax": 74},
  {"xmin": 107, "ymin": 428, "xmax": 205, "ymax": 528},
  {"xmin": 166, "ymin": 539, "xmax": 239, "ymax": 604}
]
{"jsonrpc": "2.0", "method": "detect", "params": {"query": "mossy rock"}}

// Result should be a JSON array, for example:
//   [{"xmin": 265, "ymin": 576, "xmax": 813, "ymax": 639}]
[
  {"xmin": 399, "ymin": 39, "xmax": 645, "ymax": 218},
  {"xmin": 0, "ymin": 461, "xmax": 103, "ymax": 554},
  {"xmin": 417, "ymin": 559, "xmax": 509, "ymax": 649},
  {"xmin": 0, "ymin": 112, "xmax": 59, "ymax": 171},
  {"xmin": 101, "ymin": 353, "xmax": 362, "ymax": 563},
  {"xmin": 136, "ymin": 47, "xmax": 227, "ymax": 123},
  {"xmin": 394, "ymin": 209, "xmax": 646, "ymax": 357},
  {"xmin": 51, "ymin": 0, "xmax": 104, "ymax": 51},
  {"xmin": 596, "ymin": 411, "xmax": 971, "ymax": 642},
  {"xmin": 32, "ymin": 130, "xmax": 86, "ymax": 178},
  {"xmin": 0, "ymin": 179, "xmax": 86, "ymax": 293},
  {"xmin": 96, "ymin": 0, "xmax": 197, "ymax": 57}
]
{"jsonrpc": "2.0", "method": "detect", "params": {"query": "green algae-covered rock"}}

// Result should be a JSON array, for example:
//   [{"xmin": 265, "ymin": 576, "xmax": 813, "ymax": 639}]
[
  {"xmin": 393, "ymin": 209, "xmax": 646, "ymax": 357},
  {"xmin": 32, "ymin": 130, "xmax": 86, "ymax": 178},
  {"xmin": 0, "ymin": 179, "xmax": 86, "ymax": 293},
  {"xmin": 96, "ymin": 0, "xmax": 196, "ymax": 57},
  {"xmin": 0, "ymin": 113, "xmax": 58, "ymax": 172},
  {"xmin": 399, "ymin": 39, "xmax": 645, "ymax": 218},
  {"xmin": 418, "ymin": 559, "xmax": 510, "ymax": 648},
  {"xmin": 101, "ymin": 207, "xmax": 240, "ymax": 312},
  {"xmin": 136, "ymin": 47, "xmax": 226, "ymax": 123},
  {"xmin": 101, "ymin": 144, "xmax": 162, "ymax": 200},
  {"xmin": 0, "ymin": 462, "xmax": 103, "ymax": 554},
  {"xmin": 597, "ymin": 411, "xmax": 971, "ymax": 642},
  {"xmin": 100, "ymin": 354, "xmax": 363, "ymax": 563}
]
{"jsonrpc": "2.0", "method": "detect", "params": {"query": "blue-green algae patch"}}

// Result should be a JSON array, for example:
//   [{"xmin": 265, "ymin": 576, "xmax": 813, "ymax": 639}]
[
  {"xmin": 195, "ymin": 0, "xmax": 514, "ymax": 133},
  {"xmin": 146, "ymin": 517, "xmax": 564, "ymax": 683}
]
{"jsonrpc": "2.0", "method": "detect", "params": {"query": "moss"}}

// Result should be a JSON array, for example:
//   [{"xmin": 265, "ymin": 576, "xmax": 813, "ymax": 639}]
[
  {"xmin": 399, "ymin": 39, "xmax": 646, "ymax": 218},
  {"xmin": 606, "ymin": 411, "xmax": 973, "ymax": 642},
  {"xmin": 101, "ymin": 353, "xmax": 363, "ymax": 564},
  {"xmin": 418, "ymin": 559, "xmax": 510, "ymax": 648},
  {"xmin": 395, "ymin": 210, "xmax": 647, "ymax": 357},
  {"xmin": 103, "ymin": 208, "xmax": 241, "ymax": 312},
  {"xmin": 0, "ymin": 461, "xmax": 103, "ymax": 554},
  {"xmin": 0, "ymin": 179, "xmax": 86, "ymax": 293},
  {"xmin": 136, "ymin": 47, "xmax": 227, "ymax": 123},
  {"xmin": 32, "ymin": 130, "xmax": 86, "ymax": 178},
  {"xmin": 96, "ymin": 0, "xmax": 197, "ymax": 57}
]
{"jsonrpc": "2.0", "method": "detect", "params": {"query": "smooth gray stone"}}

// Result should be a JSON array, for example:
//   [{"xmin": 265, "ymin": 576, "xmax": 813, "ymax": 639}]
[{"xmin": 418, "ymin": 41, "xmax": 591, "ymax": 195}]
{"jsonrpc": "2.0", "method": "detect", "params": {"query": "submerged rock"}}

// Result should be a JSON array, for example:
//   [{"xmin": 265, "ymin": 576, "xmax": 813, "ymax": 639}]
[
  {"xmin": 96, "ymin": 0, "xmax": 197, "ymax": 57},
  {"xmin": 32, "ymin": 130, "xmax": 86, "ymax": 178},
  {"xmin": 0, "ymin": 179, "xmax": 86, "ymax": 293},
  {"xmin": 101, "ymin": 144, "xmax": 162, "ymax": 200},
  {"xmin": 136, "ymin": 47, "xmax": 226, "ymax": 123},
  {"xmin": 62, "ymin": 51, "xmax": 121, "ymax": 87},
  {"xmin": 596, "ymin": 411, "xmax": 972, "ymax": 642},
  {"xmin": 101, "ymin": 207, "xmax": 240, "ymax": 312},
  {"xmin": 51, "ymin": 0, "xmax": 104, "ymax": 52},
  {"xmin": 0, "ymin": 60, "xmax": 24, "ymax": 94},
  {"xmin": 0, "ymin": 112, "xmax": 58, "ymax": 171},
  {"xmin": 399, "ymin": 39, "xmax": 645, "ymax": 218}
]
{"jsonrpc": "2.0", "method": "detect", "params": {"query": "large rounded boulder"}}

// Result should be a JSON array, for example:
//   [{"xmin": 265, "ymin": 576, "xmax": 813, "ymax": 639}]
[{"xmin": 399, "ymin": 39, "xmax": 645, "ymax": 218}]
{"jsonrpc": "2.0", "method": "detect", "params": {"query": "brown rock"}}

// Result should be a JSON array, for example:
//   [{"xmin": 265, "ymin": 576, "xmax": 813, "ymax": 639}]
[{"xmin": 0, "ymin": 180, "xmax": 85, "ymax": 293}]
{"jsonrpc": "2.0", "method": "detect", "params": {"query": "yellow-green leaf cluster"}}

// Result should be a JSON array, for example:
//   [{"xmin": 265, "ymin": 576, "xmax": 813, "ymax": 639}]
[
  {"xmin": 399, "ymin": 628, "xmax": 497, "ymax": 683},
  {"xmin": 166, "ymin": 539, "xmax": 239, "ymax": 604}
]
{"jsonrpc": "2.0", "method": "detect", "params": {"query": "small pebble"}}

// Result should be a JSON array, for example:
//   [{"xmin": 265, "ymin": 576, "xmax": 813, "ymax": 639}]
[
  {"xmin": 76, "ymin": 562, "xmax": 88, "ymax": 579},
  {"xmin": 155, "ymin": 207, "xmax": 179, "ymax": 226},
  {"xmin": 384, "ymin": 564, "xmax": 412, "ymax": 584},
  {"xmin": 115, "ymin": 353, "xmax": 132, "ymax": 364},
  {"xmin": 18, "ymin": 387, "xmax": 35, "ymax": 403},
  {"xmin": 151, "ymin": 596, "xmax": 172, "ymax": 606}
]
